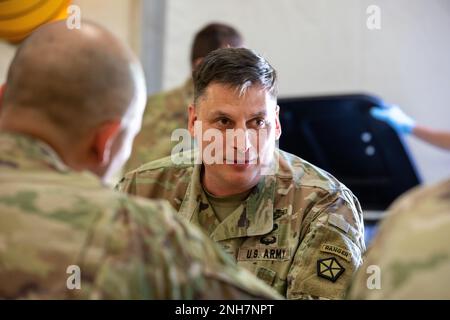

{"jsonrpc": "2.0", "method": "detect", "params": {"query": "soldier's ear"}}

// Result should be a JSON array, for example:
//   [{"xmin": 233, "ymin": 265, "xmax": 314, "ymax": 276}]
[
  {"xmin": 92, "ymin": 120, "xmax": 121, "ymax": 166},
  {"xmin": 192, "ymin": 58, "xmax": 204, "ymax": 70},
  {"xmin": 275, "ymin": 105, "xmax": 282, "ymax": 140},
  {"xmin": 0, "ymin": 84, "xmax": 5, "ymax": 113},
  {"xmin": 188, "ymin": 104, "xmax": 197, "ymax": 137}
]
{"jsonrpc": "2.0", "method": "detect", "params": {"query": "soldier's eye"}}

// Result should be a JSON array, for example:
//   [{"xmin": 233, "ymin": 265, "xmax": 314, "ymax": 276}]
[
  {"xmin": 217, "ymin": 117, "xmax": 231, "ymax": 127},
  {"xmin": 253, "ymin": 118, "xmax": 267, "ymax": 128}
]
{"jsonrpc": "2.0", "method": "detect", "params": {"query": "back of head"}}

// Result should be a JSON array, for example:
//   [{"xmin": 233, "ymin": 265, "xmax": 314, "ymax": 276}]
[
  {"xmin": 1, "ymin": 20, "xmax": 146, "ymax": 139},
  {"xmin": 191, "ymin": 23, "xmax": 243, "ymax": 67}
]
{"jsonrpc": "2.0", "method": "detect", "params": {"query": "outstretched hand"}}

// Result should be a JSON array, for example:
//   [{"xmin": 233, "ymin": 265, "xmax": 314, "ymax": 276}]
[{"xmin": 370, "ymin": 104, "xmax": 416, "ymax": 134}]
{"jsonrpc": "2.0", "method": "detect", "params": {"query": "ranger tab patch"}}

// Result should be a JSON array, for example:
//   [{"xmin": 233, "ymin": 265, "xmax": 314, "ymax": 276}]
[{"xmin": 320, "ymin": 243, "xmax": 352, "ymax": 262}]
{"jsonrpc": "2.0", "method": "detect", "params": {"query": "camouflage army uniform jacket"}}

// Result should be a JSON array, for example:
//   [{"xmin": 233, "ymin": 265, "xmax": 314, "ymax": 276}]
[
  {"xmin": 347, "ymin": 179, "xmax": 450, "ymax": 299},
  {"xmin": 0, "ymin": 132, "xmax": 280, "ymax": 299},
  {"xmin": 118, "ymin": 149, "xmax": 366, "ymax": 299},
  {"xmin": 125, "ymin": 78, "xmax": 193, "ymax": 172}
]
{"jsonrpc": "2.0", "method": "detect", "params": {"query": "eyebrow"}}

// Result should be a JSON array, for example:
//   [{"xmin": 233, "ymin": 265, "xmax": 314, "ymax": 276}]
[
  {"xmin": 209, "ymin": 111, "xmax": 234, "ymax": 119},
  {"xmin": 249, "ymin": 111, "xmax": 267, "ymax": 118},
  {"xmin": 208, "ymin": 110, "xmax": 268, "ymax": 119}
]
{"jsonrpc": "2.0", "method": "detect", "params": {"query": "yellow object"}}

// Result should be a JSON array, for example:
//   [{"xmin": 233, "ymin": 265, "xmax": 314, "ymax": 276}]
[{"xmin": 0, "ymin": 0, "xmax": 71, "ymax": 43}]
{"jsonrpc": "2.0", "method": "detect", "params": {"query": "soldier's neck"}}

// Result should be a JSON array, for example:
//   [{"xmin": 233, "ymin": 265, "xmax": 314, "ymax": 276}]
[{"xmin": 201, "ymin": 165, "xmax": 260, "ymax": 197}]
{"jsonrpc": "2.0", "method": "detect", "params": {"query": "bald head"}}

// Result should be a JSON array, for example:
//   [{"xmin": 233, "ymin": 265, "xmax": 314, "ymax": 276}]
[{"xmin": 2, "ymin": 20, "xmax": 146, "ymax": 137}]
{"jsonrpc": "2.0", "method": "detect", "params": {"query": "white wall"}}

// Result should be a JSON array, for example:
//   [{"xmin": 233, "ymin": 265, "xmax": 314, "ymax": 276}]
[
  {"xmin": 163, "ymin": 0, "xmax": 450, "ymax": 185},
  {"xmin": 74, "ymin": 0, "xmax": 141, "ymax": 54}
]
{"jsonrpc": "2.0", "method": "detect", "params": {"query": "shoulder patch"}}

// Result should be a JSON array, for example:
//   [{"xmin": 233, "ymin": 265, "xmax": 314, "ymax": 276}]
[
  {"xmin": 320, "ymin": 243, "xmax": 352, "ymax": 262},
  {"xmin": 317, "ymin": 257, "xmax": 345, "ymax": 282},
  {"xmin": 328, "ymin": 213, "xmax": 350, "ymax": 233}
]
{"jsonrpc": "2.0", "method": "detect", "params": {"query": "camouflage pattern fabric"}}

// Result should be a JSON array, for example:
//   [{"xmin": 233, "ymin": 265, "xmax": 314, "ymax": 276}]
[
  {"xmin": 124, "ymin": 79, "xmax": 193, "ymax": 172},
  {"xmin": 0, "ymin": 132, "xmax": 281, "ymax": 299},
  {"xmin": 347, "ymin": 179, "xmax": 450, "ymax": 299},
  {"xmin": 118, "ymin": 149, "xmax": 366, "ymax": 299}
]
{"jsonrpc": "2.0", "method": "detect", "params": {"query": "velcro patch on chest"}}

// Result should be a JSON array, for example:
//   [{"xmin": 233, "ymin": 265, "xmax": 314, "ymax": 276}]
[
  {"xmin": 237, "ymin": 247, "xmax": 291, "ymax": 261},
  {"xmin": 320, "ymin": 243, "xmax": 352, "ymax": 262}
]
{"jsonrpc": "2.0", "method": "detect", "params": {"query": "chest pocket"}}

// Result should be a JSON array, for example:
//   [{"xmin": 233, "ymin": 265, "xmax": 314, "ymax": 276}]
[{"xmin": 255, "ymin": 266, "xmax": 277, "ymax": 286}]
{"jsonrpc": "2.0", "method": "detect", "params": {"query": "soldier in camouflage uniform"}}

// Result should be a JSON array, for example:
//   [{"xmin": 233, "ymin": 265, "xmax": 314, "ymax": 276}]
[
  {"xmin": 0, "ymin": 21, "xmax": 279, "ymax": 300},
  {"xmin": 125, "ymin": 23, "xmax": 243, "ymax": 171},
  {"xmin": 118, "ymin": 48, "xmax": 366, "ymax": 299},
  {"xmin": 347, "ymin": 179, "xmax": 450, "ymax": 299}
]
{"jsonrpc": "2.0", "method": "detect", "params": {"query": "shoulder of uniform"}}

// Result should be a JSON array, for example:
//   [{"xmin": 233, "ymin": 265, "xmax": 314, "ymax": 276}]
[
  {"xmin": 119, "ymin": 194, "xmax": 216, "ymax": 258},
  {"xmin": 123, "ymin": 150, "xmax": 196, "ymax": 180},
  {"xmin": 277, "ymin": 149, "xmax": 347, "ymax": 194},
  {"xmin": 388, "ymin": 178, "xmax": 450, "ymax": 217},
  {"xmin": 123, "ymin": 194, "xmax": 176, "ymax": 219}
]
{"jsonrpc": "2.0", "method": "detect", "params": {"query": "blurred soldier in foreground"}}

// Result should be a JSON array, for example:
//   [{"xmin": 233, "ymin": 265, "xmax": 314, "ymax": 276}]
[
  {"xmin": 118, "ymin": 48, "xmax": 366, "ymax": 299},
  {"xmin": 0, "ymin": 21, "xmax": 279, "ymax": 300},
  {"xmin": 347, "ymin": 179, "xmax": 450, "ymax": 299},
  {"xmin": 125, "ymin": 23, "xmax": 243, "ymax": 171}
]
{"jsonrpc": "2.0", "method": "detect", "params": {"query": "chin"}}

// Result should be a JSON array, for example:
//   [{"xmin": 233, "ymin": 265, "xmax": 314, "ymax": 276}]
[{"xmin": 220, "ymin": 164, "xmax": 261, "ymax": 190}]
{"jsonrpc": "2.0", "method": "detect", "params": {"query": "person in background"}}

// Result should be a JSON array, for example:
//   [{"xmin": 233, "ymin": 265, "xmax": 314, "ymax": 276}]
[
  {"xmin": 0, "ymin": 20, "xmax": 279, "ymax": 300},
  {"xmin": 124, "ymin": 22, "xmax": 244, "ymax": 171},
  {"xmin": 371, "ymin": 104, "xmax": 450, "ymax": 151}
]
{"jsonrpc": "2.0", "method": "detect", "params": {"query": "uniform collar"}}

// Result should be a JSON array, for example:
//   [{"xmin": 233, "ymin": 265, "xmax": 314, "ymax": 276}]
[
  {"xmin": 0, "ymin": 132, "xmax": 70, "ymax": 173},
  {"xmin": 178, "ymin": 160, "xmax": 276, "ymax": 240},
  {"xmin": 0, "ymin": 132, "xmax": 103, "ymax": 188}
]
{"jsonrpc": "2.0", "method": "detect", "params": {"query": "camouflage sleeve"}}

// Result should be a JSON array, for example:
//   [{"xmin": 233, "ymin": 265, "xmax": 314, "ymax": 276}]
[
  {"xmin": 347, "ymin": 180, "xmax": 450, "ymax": 300},
  {"xmin": 286, "ymin": 188, "xmax": 366, "ymax": 299},
  {"xmin": 92, "ymin": 198, "xmax": 281, "ymax": 299},
  {"xmin": 345, "ymin": 216, "xmax": 390, "ymax": 300},
  {"xmin": 116, "ymin": 166, "xmax": 185, "ymax": 211},
  {"xmin": 116, "ymin": 168, "xmax": 153, "ymax": 197}
]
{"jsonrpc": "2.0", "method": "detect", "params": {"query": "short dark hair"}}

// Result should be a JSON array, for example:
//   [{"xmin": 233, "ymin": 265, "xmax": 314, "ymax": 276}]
[
  {"xmin": 191, "ymin": 23, "xmax": 243, "ymax": 65},
  {"xmin": 193, "ymin": 47, "xmax": 278, "ymax": 103}
]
